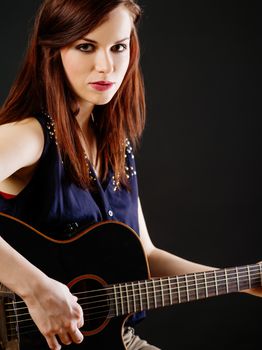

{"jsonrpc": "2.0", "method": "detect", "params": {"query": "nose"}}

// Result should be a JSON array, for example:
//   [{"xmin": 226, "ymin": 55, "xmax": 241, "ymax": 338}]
[{"xmin": 94, "ymin": 49, "xmax": 114, "ymax": 74}]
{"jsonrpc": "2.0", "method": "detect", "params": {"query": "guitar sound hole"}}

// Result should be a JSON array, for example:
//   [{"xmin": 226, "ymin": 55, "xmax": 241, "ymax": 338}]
[{"xmin": 69, "ymin": 275, "xmax": 110, "ymax": 335}]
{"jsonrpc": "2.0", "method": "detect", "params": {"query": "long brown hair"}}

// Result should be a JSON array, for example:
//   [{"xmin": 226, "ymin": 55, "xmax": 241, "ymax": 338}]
[{"xmin": 0, "ymin": 0, "xmax": 146, "ymax": 188}]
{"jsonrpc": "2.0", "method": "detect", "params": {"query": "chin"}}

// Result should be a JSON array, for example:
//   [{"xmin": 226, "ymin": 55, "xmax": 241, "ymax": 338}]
[
  {"xmin": 93, "ymin": 94, "xmax": 117, "ymax": 106},
  {"xmin": 78, "ymin": 90, "xmax": 118, "ymax": 106},
  {"xmin": 95, "ymin": 99, "xmax": 114, "ymax": 106}
]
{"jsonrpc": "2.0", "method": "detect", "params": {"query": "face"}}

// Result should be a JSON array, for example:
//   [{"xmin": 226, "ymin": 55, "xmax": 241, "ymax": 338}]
[{"xmin": 60, "ymin": 5, "xmax": 133, "ymax": 110}]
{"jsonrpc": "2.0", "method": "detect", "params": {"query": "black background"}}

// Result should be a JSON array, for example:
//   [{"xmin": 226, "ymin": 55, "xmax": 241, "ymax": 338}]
[{"xmin": 1, "ymin": 1, "xmax": 261, "ymax": 347}]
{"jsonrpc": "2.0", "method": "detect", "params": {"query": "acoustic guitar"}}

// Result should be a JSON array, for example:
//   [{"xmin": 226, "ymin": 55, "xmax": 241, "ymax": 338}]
[{"xmin": 0, "ymin": 212, "xmax": 261, "ymax": 349}]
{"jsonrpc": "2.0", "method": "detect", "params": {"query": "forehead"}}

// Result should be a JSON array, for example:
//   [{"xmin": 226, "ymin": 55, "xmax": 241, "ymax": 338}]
[{"xmin": 84, "ymin": 5, "xmax": 133, "ymax": 42}]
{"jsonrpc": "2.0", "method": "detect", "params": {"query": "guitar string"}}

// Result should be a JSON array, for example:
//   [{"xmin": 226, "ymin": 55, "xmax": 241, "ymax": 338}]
[
  {"xmin": 7, "ymin": 275, "xmax": 262, "ymax": 330},
  {"xmin": 5, "ymin": 264, "xmax": 260, "ymax": 307},
  {"xmin": 6, "ymin": 276, "xmax": 262, "ymax": 336},
  {"xmin": 4, "ymin": 268, "xmax": 261, "ymax": 315},
  {"xmin": 8, "ymin": 327, "xmax": 39, "ymax": 337},
  {"xmin": 4, "ymin": 265, "xmax": 260, "ymax": 310},
  {"xmin": 6, "ymin": 275, "xmax": 259, "ymax": 318},
  {"xmin": 7, "ymin": 276, "xmax": 260, "ymax": 324},
  {"xmin": 5, "ymin": 273, "xmax": 261, "ymax": 331},
  {"xmin": 6, "ymin": 270, "xmax": 260, "ymax": 340},
  {"xmin": 5, "ymin": 272, "xmax": 261, "ymax": 320},
  {"xmin": 5, "ymin": 263, "xmax": 262, "ymax": 338}
]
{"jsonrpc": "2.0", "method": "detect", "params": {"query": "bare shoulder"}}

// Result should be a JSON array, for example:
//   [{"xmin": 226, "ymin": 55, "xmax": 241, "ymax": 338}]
[
  {"xmin": 0, "ymin": 116, "xmax": 43, "ymax": 135},
  {"xmin": 0, "ymin": 117, "xmax": 45, "ymax": 182},
  {"xmin": 0, "ymin": 117, "xmax": 44, "ymax": 149}
]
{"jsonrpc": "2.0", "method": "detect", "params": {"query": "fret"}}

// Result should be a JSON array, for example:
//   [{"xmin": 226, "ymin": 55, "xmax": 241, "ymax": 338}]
[
  {"xmin": 208, "ymin": 271, "xmax": 217, "ymax": 297},
  {"xmin": 119, "ymin": 284, "xmax": 125, "ymax": 315},
  {"xmin": 125, "ymin": 283, "xmax": 130, "ymax": 313},
  {"xmin": 224, "ymin": 269, "xmax": 229, "ymax": 293},
  {"xmin": 238, "ymin": 266, "xmax": 249, "ymax": 290},
  {"xmin": 138, "ymin": 281, "xmax": 143, "ymax": 311},
  {"xmin": 248, "ymin": 264, "xmax": 261, "ymax": 289},
  {"xmin": 236, "ymin": 267, "xmax": 240, "ymax": 291},
  {"xmin": 131, "ymin": 282, "xmax": 136, "ymax": 312},
  {"xmin": 185, "ymin": 275, "xmax": 190, "ymax": 301},
  {"xmin": 214, "ymin": 270, "xmax": 218, "ymax": 296},
  {"xmin": 194, "ymin": 273, "xmax": 199, "ymax": 300},
  {"xmin": 168, "ymin": 277, "xmax": 173, "ymax": 305},
  {"xmin": 247, "ymin": 265, "xmax": 252, "ymax": 289},
  {"xmin": 114, "ymin": 263, "xmax": 261, "ymax": 315},
  {"xmin": 125, "ymin": 283, "xmax": 133, "ymax": 313},
  {"xmin": 196, "ymin": 272, "xmax": 206, "ymax": 299},
  {"xmin": 145, "ymin": 280, "xmax": 150, "ymax": 309},
  {"xmin": 160, "ymin": 279, "xmax": 165, "ymax": 306},
  {"xmin": 227, "ymin": 268, "xmax": 234, "ymax": 292},
  {"xmin": 181, "ymin": 276, "xmax": 188, "ymax": 303},
  {"xmin": 198, "ymin": 271, "xmax": 215, "ymax": 298},
  {"xmin": 187, "ymin": 274, "xmax": 196, "ymax": 301},
  {"xmin": 114, "ymin": 285, "xmax": 119, "ymax": 316},
  {"xmin": 141, "ymin": 281, "xmax": 148, "ymax": 310},
  {"xmin": 203, "ymin": 272, "xmax": 208, "ymax": 297},
  {"xmin": 176, "ymin": 276, "xmax": 181, "ymax": 303},
  {"xmin": 229, "ymin": 267, "xmax": 238, "ymax": 293},
  {"xmin": 152, "ymin": 279, "xmax": 157, "ymax": 308},
  {"xmin": 216, "ymin": 269, "xmax": 226, "ymax": 294}
]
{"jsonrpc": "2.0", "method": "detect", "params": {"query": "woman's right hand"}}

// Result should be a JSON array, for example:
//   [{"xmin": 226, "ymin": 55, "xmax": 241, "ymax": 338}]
[
  {"xmin": 23, "ymin": 276, "xmax": 84, "ymax": 350},
  {"xmin": 0, "ymin": 236, "xmax": 84, "ymax": 349}
]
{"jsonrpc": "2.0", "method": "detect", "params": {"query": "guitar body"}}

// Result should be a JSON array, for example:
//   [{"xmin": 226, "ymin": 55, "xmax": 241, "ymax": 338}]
[{"xmin": 0, "ymin": 213, "xmax": 150, "ymax": 350}]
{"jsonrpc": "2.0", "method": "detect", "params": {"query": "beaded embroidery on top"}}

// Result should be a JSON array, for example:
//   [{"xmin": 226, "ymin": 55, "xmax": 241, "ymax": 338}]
[
  {"xmin": 112, "ymin": 138, "xmax": 137, "ymax": 192},
  {"xmin": 44, "ymin": 113, "xmax": 136, "ymax": 191},
  {"xmin": 124, "ymin": 138, "xmax": 137, "ymax": 178},
  {"xmin": 45, "ymin": 113, "xmax": 57, "ymax": 145}
]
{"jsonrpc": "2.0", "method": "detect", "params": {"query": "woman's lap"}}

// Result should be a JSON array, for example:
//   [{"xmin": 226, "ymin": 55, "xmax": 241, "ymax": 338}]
[{"xmin": 123, "ymin": 327, "xmax": 161, "ymax": 350}]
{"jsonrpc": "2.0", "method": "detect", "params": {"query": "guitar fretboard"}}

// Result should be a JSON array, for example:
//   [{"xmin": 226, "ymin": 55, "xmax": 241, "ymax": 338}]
[
  {"xmin": 109, "ymin": 263, "xmax": 261, "ymax": 317},
  {"xmin": 2, "ymin": 262, "xmax": 261, "ymax": 341}
]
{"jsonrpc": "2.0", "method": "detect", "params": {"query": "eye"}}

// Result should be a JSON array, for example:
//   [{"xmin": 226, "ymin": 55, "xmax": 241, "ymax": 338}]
[
  {"xmin": 111, "ymin": 44, "xmax": 128, "ymax": 53},
  {"xmin": 76, "ymin": 43, "xmax": 94, "ymax": 53}
]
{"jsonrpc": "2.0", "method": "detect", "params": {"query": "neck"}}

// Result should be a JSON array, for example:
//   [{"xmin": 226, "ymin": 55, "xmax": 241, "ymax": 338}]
[
  {"xmin": 109, "ymin": 263, "xmax": 261, "ymax": 317},
  {"xmin": 75, "ymin": 102, "xmax": 98, "ymax": 171},
  {"xmin": 76, "ymin": 101, "xmax": 95, "ymax": 130}
]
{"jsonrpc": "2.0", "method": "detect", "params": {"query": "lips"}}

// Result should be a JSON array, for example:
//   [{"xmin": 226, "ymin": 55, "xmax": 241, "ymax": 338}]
[{"xmin": 89, "ymin": 81, "xmax": 114, "ymax": 92}]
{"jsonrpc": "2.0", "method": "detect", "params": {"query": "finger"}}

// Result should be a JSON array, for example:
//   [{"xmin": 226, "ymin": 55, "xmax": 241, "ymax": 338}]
[
  {"xmin": 69, "ymin": 328, "xmax": 84, "ymax": 344},
  {"xmin": 77, "ymin": 317, "xmax": 84, "ymax": 329},
  {"xmin": 58, "ymin": 331, "xmax": 72, "ymax": 346},
  {"xmin": 46, "ymin": 335, "xmax": 61, "ymax": 350},
  {"xmin": 77, "ymin": 305, "xmax": 84, "ymax": 328}
]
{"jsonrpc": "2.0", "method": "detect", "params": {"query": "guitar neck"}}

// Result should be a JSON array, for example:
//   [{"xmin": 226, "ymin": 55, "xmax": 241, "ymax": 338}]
[{"xmin": 110, "ymin": 263, "xmax": 262, "ymax": 317}]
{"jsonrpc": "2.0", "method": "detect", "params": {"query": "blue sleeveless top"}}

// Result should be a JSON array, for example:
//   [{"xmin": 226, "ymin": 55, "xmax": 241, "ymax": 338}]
[
  {"xmin": 0, "ymin": 112, "xmax": 144, "ymax": 324},
  {"xmin": 0, "ymin": 113, "xmax": 139, "ymax": 238}
]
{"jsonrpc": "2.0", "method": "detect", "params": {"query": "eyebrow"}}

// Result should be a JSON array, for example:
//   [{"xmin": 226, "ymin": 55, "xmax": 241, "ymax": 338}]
[{"xmin": 82, "ymin": 37, "xmax": 130, "ymax": 44}]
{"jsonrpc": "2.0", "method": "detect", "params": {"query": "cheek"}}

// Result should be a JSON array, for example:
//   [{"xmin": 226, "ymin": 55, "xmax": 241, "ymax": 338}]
[
  {"xmin": 61, "ymin": 52, "xmax": 88, "ymax": 83},
  {"xmin": 117, "ymin": 54, "xmax": 130, "ymax": 80}
]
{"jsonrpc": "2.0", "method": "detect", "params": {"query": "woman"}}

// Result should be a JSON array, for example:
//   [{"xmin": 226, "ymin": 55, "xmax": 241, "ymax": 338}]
[{"xmin": 0, "ymin": 1, "xmax": 261, "ymax": 349}]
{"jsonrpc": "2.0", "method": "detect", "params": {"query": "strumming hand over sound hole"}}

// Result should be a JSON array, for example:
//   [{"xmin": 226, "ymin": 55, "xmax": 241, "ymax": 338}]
[{"xmin": 68, "ymin": 274, "xmax": 111, "ymax": 335}]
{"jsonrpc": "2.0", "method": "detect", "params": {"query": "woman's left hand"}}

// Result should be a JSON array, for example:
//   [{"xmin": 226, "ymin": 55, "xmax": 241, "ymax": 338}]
[{"xmin": 245, "ymin": 287, "xmax": 262, "ymax": 298}]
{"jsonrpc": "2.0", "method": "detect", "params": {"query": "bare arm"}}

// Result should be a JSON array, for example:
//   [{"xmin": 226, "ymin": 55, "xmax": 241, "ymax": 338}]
[
  {"xmin": 0, "ymin": 119, "xmax": 84, "ymax": 349},
  {"xmin": 138, "ymin": 198, "xmax": 215, "ymax": 277},
  {"xmin": 138, "ymin": 198, "xmax": 262, "ymax": 298},
  {"xmin": 0, "ymin": 236, "xmax": 84, "ymax": 349},
  {"xmin": 0, "ymin": 118, "xmax": 44, "ymax": 183}
]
